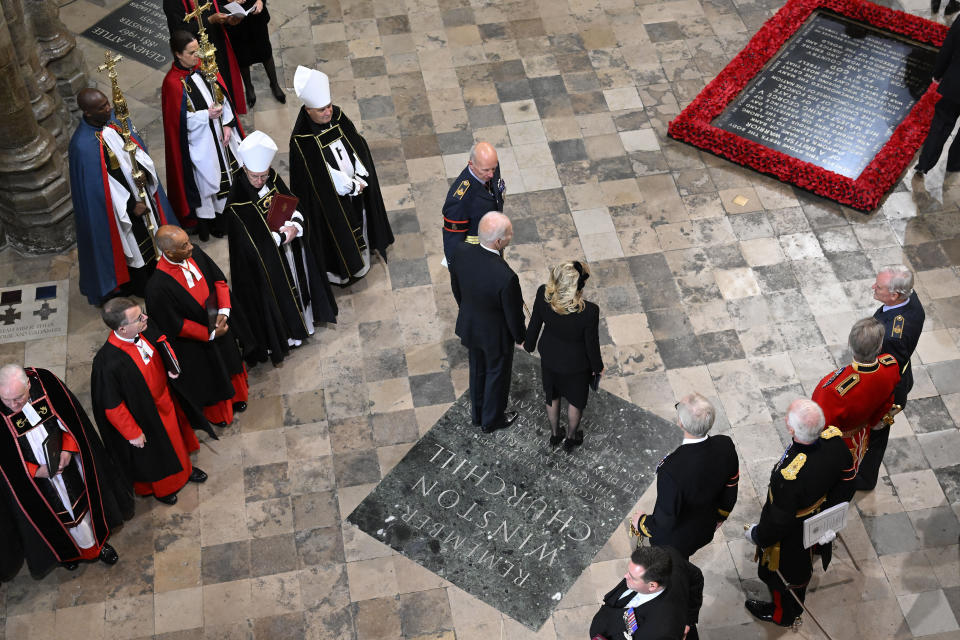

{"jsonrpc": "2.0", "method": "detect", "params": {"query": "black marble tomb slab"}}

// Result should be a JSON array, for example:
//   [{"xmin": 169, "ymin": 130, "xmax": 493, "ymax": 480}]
[
  {"xmin": 713, "ymin": 10, "xmax": 937, "ymax": 179},
  {"xmin": 347, "ymin": 351, "xmax": 678, "ymax": 630},
  {"xmin": 82, "ymin": 0, "xmax": 171, "ymax": 70}
]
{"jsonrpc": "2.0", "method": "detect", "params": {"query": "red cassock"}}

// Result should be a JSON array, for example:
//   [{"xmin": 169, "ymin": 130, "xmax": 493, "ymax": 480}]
[
  {"xmin": 103, "ymin": 333, "xmax": 199, "ymax": 498},
  {"xmin": 811, "ymin": 355, "xmax": 900, "ymax": 470},
  {"xmin": 155, "ymin": 256, "xmax": 248, "ymax": 425}
]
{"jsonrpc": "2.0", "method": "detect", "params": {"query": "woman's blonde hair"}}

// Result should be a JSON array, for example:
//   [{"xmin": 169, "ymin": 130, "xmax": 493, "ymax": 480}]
[{"xmin": 544, "ymin": 261, "xmax": 588, "ymax": 315}]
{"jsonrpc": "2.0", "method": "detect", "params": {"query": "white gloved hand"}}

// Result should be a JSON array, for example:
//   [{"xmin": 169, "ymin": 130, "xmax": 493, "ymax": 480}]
[
  {"xmin": 817, "ymin": 530, "xmax": 837, "ymax": 546},
  {"xmin": 744, "ymin": 524, "xmax": 757, "ymax": 544}
]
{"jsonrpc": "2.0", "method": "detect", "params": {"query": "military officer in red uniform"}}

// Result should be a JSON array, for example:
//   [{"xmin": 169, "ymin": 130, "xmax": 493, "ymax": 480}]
[{"xmin": 811, "ymin": 318, "xmax": 900, "ymax": 473}]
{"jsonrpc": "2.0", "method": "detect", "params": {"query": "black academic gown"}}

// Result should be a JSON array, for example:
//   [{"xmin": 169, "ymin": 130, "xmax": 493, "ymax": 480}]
[
  {"xmin": 91, "ymin": 325, "xmax": 215, "ymax": 486},
  {"xmin": 0, "ymin": 368, "xmax": 133, "ymax": 579},
  {"xmin": 225, "ymin": 167, "xmax": 338, "ymax": 365},
  {"xmin": 289, "ymin": 106, "xmax": 394, "ymax": 283},
  {"xmin": 145, "ymin": 246, "xmax": 251, "ymax": 411}
]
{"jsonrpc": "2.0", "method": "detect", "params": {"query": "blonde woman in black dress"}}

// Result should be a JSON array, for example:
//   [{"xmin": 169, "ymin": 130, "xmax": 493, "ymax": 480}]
[{"xmin": 524, "ymin": 261, "xmax": 603, "ymax": 451}]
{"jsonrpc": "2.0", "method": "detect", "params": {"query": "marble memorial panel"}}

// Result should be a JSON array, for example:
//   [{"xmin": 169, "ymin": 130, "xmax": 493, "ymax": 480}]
[
  {"xmin": 713, "ymin": 10, "xmax": 937, "ymax": 179},
  {"xmin": 347, "ymin": 352, "xmax": 677, "ymax": 630},
  {"xmin": 0, "ymin": 280, "xmax": 69, "ymax": 344},
  {"xmin": 82, "ymin": 0, "xmax": 171, "ymax": 70}
]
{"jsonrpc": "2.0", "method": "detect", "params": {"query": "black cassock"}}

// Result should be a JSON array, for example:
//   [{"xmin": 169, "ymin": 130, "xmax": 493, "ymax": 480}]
[
  {"xmin": 289, "ymin": 105, "xmax": 394, "ymax": 284},
  {"xmin": 225, "ymin": 167, "xmax": 338, "ymax": 365},
  {"xmin": 145, "ymin": 246, "xmax": 250, "ymax": 410},
  {"xmin": 0, "ymin": 368, "xmax": 133, "ymax": 580}
]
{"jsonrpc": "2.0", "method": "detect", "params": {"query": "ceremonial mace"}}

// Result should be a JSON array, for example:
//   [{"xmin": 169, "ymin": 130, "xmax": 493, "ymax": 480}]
[
  {"xmin": 97, "ymin": 51, "xmax": 160, "ymax": 260},
  {"xmin": 183, "ymin": 2, "xmax": 225, "ymax": 107}
]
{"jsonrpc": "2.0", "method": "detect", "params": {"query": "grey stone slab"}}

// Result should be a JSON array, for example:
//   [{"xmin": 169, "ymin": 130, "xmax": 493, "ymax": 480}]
[
  {"xmin": 917, "ymin": 429, "xmax": 960, "ymax": 469},
  {"xmin": 860, "ymin": 511, "xmax": 920, "ymax": 555},
  {"xmin": 925, "ymin": 361, "xmax": 960, "ymax": 396},
  {"xmin": 906, "ymin": 507, "xmax": 960, "ymax": 549},
  {"xmin": 347, "ymin": 352, "xmax": 674, "ymax": 630},
  {"xmin": 389, "ymin": 258, "xmax": 432, "ymax": 289},
  {"xmin": 883, "ymin": 436, "xmax": 930, "ymax": 475},
  {"xmin": 904, "ymin": 396, "xmax": 956, "ymax": 434},
  {"xmin": 933, "ymin": 464, "xmax": 960, "ymax": 503},
  {"xmin": 410, "ymin": 372, "xmax": 457, "ymax": 407}
]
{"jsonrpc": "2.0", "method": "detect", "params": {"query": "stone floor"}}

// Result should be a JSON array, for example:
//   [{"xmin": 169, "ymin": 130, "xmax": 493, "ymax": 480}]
[{"xmin": 2, "ymin": 0, "xmax": 960, "ymax": 636}]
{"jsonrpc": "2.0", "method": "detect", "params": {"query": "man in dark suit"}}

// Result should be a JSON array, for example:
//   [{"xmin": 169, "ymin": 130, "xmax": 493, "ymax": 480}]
[
  {"xmin": 632, "ymin": 392, "xmax": 739, "ymax": 557},
  {"xmin": 590, "ymin": 545, "xmax": 703, "ymax": 640},
  {"xmin": 450, "ymin": 211, "xmax": 525, "ymax": 433},
  {"xmin": 441, "ymin": 142, "xmax": 505, "ymax": 268},
  {"xmin": 857, "ymin": 265, "xmax": 925, "ymax": 490},
  {"xmin": 744, "ymin": 399, "xmax": 856, "ymax": 628},
  {"xmin": 915, "ymin": 16, "xmax": 960, "ymax": 175}
]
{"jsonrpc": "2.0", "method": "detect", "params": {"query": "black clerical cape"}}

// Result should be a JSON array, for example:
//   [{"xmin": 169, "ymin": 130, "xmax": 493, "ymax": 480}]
[
  {"xmin": 225, "ymin": 167, "xmax": 338, "ymax": 365},
  {"xmin": 145, "ymin": 246, "xmax": 251, "ymax": 411},
  {"xmin": 0, "ymin": 368, "xmax": 133, "ymax": 579},
  {"xmin": 289, "ymin": 106, "xmax": 394, "ymax": 282},
  {"xmin": 92, "ymin": 326, "xmax": 215, "ymax": 486}
]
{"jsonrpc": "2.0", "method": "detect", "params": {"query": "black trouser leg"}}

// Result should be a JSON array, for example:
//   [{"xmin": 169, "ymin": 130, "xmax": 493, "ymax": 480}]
[
  {"xmin": 758, "ymin": 564, "xmax": 805, "ymax": 624},
  {"xmin": 482, "ymin": 347, "xmax": 513, "ymax": 427},
  {"xmin": 468, "ymin": 347, "xmax": 485, "ymax": 426},
  {"xmin": 856, "ymin": 425, "xmax": 890, "ymax": 490},
  {"xmin": 239, "ymin": 66, "xmax": 256, "ymax": 107},
  {"xmin": 917, "ymin": 98, "xmax": 960, "ymax": 172}
]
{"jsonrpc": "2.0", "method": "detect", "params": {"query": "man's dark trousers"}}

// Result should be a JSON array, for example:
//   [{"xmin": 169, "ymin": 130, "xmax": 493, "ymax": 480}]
[{"xmin": 468, "ymin": 345, "xmax": 514, "ymax": 426}]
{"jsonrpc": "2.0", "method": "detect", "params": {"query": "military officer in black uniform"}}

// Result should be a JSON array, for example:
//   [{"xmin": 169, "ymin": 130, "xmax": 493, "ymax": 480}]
[
  {"xmin": 442, "ymin": 141, "xmax": 505, "ymax": 267},
  {"xmin": 631, "ymin": 392, "xmax": 740, "ymax": 558},
  {"xmin": 744, "ymin": 398, "xmax": 856, "ymax": 628},
  {"xmin": 857, "ymin": 266, "xmax": 925, "ymax": 490}
]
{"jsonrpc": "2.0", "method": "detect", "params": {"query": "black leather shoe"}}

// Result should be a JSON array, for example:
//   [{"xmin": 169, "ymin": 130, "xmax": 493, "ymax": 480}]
[
  {"xmin": 271, "ymin": 84, "xmax": 286, "ymax": 103},
  {"xmin": 233, "ymin": 401, "xmax": 247, "ymax": 413},
  {"xmin": 62, "ymin": 561, "xmax": 79, "ymax": 571},
  {"xmin": 744, "ymin": 599, "xmax": 794, "ymax": 627},
  {"xmin": 503, "ymin": 411, "xmax": 519, "ymax": 427},
  {"xmin": 914, "ymin": 164, "xmax": 926, "ymax": 176},
  {"xmin": 549, "ymin": 433, "xmax": 563, "ymax": 446},
  {"xmin": 247, "ymin": 87, "xmax": 257, "ymax": 108},
  {"xmin": 213, "ymin": 421, "xmax": 228, "ymax": 428},
  {"xmin": 946, "ymin": 0, "xmax": 960, "ymax": 14},
  {"xmin": 99, "ymin": 543, "xmax": 119, "ymax": 565},
  {"xmin": 155, "ymin": 493, "xmax": 178, "ymax": 505},
  {"xmin": 188, "ymin": 467, "xmax": 208, "ymax": 483}
]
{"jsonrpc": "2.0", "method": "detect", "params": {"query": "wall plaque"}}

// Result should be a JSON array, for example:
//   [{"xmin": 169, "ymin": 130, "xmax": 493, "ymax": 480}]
[
  {"xmin": 82, "ymin": 0, "xmax": 171, "ymax": 70},
  {"xmin": 347, "ymin": 352, "xmax": 677, "ymax": 630}
]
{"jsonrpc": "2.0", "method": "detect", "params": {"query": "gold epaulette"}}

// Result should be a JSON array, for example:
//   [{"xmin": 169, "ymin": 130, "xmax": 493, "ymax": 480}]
[
  {"xmin": 465, "ymin": 235, "xmax": 479, "ymax": 244},
  {"xmin": 878, "ymin": 354, "xmax": 897, "ymax": 366},
  {"xmin": 780, "ymin": 453, "xmax": 806, "ymax": 480},
  {"xmin": 821, "ymin": 426, "xmax": 842, "ymax": 439},
  {"xmin": 453, "ymin": 180, "xmax": 469, "ymax": 199}
]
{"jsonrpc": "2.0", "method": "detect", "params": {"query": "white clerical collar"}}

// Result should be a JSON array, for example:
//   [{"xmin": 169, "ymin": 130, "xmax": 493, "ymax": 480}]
[
  {"xmin": 480, "ymin": 243, "xmax": 500, "ymax": 255},
  {"xmin": 162, "ymin": 253, "xmax": 202, "ymax": 288},
  {"xmin": 882, "ymin": 294, "xmax": 910, "ymax": 312},
  {"xmin": 622, "ymin": 588, "xmax": 663, "ymax": 608},
  {"xmin": 114, "ymin": 331, "xmax": 153, "ymax": 364},
  {"xmin": 682, "ymin": 435, "xmax": 708, "ymax": 445},
  {"xmin": 21, "ymin": 401, "xmax": 42, "ymax": 426}
]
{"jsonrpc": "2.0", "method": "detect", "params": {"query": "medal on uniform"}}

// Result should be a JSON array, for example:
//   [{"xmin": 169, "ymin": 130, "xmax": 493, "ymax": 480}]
[{"xmin": 622, "ymin": 607, "xmax": 638, "ymax": 637}]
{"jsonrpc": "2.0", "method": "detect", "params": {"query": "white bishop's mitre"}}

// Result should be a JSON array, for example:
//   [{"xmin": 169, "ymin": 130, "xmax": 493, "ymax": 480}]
[
  {"xmin": 294, "ymin": 66, "xmax": 331, "ymax": 109},
  {"xmin": 237, "ymin": 131, "xmax": 277, "ymax": 172}
]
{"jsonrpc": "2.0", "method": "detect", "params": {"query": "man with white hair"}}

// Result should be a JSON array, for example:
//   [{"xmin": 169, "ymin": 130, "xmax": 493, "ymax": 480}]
[
  {"xmin": 743, "ymin": 399, "xmax": 855, "ymax": 628},
  {"xmin": 812, "ymin": 318, "xmax": 900, "ymax": 475},
  {"xmin": 0, "ymin": 365, "xmax": 132, "ymax": 577},
  {"xmin": 631, "ymin": 392, "xmax": 739, "ymax": 557},
  {"xmin": 224, "ymin": 130, "xmax": 338, "ymax": 366},
  {"xmin": 857, "ymin": 265, "xmax": 925, "ymax": 490},
  {"xmin": 442, "ymin": 141, "xmax": 505, "ymax": 267},
  {"xmin": 450, "ymin": 211, "xmax": 526, "ymax": 433},
  {"xmin": 289, "ymin": 66, "xmax": 394, "ymax": 285}
]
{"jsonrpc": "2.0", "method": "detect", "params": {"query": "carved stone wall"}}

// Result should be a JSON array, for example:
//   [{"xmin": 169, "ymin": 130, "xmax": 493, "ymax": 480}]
[{"xmin": 0, "ymin": 0, "xmax": 85, "ymax": 254}]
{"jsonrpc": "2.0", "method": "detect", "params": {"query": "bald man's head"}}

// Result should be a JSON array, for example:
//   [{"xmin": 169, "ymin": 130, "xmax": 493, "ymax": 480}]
[
  {"xmin": 156, "ymin": 225, "xmax": 193, "ymax": 262},
  {"xmin": 468, "ymin": 142, "xmax": 498, "ymax": 182},
  {"xmin": 78, "ymin": 88, "xmax": 112, "ymax": 127}
]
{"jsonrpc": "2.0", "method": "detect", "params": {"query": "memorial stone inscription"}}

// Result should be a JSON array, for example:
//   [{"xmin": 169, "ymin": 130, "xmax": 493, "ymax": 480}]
[
  {"xmin": 82, "ymin": 0, "xmax": 171, "ymax": 70},
  {"xmin": 347, "ymin": 353, "xmax": 677, "ymax": 630},
  {"xmin": 714, "ymin": 10, "xmax": 937, "ymax": 179}
]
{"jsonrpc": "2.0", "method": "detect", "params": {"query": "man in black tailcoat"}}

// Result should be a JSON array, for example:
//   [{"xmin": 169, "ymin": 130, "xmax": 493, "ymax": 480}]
[
  {"xmin": 450, "ymin": 211, "xmax": 525, "ymax": 433},
  {"xmin": 915, "ymin": 15, "xmax": 960, "ymax": 175}
]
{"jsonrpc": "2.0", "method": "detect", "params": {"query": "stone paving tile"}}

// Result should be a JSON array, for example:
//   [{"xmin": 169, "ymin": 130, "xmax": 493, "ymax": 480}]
[{"xmin": 5, "ymin": 0, "xmax": 960, "ymax": 638}]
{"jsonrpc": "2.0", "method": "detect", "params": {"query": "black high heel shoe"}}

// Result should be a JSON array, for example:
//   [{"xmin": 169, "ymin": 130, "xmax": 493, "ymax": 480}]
[
  {"xmin": 271, "ymin": 84, "xmax": 286, "ymax": 103},
  {"xmin": 549, "ymin": 433, "xmax": 563, "ymax": 447}
]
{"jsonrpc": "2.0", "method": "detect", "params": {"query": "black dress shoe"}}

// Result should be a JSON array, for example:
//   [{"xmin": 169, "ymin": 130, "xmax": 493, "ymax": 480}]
[
  {"xmin": 271, "ymin": 84, "xmax": 286, "ymax": 103},
  {"xmin": 188, "ymin": 467, "xmax": 208, "ymax": 483},
  {"xmin": 213, "ymin": 421, "xmax": 228, "ymax": 428},
  {"xmin": 233, "ymin": 401, "xmax": 247, "ymax": 413},
  {"xmin": 503, "ymin": 411, "xmax": 519, "ymax": 427},
  {"xmin": 99, "ymin": 543, "xmax": 119, "ymax": 565},
  {"xmin": 549, "ymin": 433, "xmax": 563, "ymax": 446},
  {"xmin": 61, "ymin": 560, "xmax": 79, "ymax": 571},
  {"xmin": 155, "ymin": 493, "xmax": 178, "ymax": 505},
  {"xmin": 744, "ymin": 599, "xmax": 795, "ymax": 627},
  {"xmin": 247, "ymin": 88, "xmax": 257, "ymax": 108},
  {"xmin": 947, "ymin": 0, "xmax": 960, "ymax": 14}
]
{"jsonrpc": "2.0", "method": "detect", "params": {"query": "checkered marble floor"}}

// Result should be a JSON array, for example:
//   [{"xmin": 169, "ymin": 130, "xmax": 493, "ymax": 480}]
[{"xmin": 2, "ymin": 0, "xmax": 959, "ymax": 637}]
